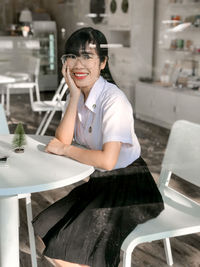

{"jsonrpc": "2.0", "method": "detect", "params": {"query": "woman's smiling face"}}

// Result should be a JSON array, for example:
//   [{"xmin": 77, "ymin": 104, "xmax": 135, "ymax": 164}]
[{"xmin": 65, "ymin": 44, "xmax": 107, "ymax": 91}]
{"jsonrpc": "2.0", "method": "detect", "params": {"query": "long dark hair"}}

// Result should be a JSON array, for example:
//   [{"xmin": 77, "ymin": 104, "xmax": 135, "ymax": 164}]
[{"xmin": 64, "ymin": 27, "xmax": 115, "ymax": 84}]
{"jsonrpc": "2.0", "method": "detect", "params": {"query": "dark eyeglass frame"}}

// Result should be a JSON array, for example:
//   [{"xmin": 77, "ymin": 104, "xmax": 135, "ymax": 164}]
[{"xmin": 60, "ymin": 53, "xmax": 99, "ymax": 65}]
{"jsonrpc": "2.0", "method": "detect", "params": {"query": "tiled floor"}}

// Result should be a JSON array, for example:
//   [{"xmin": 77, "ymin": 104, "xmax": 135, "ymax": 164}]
[{"xmin": 6, "ymin": 93, "xmax": 200, "ymax": 266}]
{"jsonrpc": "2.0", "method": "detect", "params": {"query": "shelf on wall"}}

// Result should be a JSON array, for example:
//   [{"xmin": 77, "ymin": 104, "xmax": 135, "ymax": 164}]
[
  {"xmin": 166, "ymin": 24, "xmax": 200, "ymax": 33},
  {"xmin": 169, "ymin": 2, "xmax": 200, "ymax": 9},
  {"xmin": 163, "ymin": 48, "xmax": 200, "ymax": 55}
]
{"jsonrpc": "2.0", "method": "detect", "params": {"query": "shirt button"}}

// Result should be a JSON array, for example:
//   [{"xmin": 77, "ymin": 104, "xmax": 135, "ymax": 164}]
[{"xmin": 92, "ymin": 104, "xmax": 96, "ymax": 109}]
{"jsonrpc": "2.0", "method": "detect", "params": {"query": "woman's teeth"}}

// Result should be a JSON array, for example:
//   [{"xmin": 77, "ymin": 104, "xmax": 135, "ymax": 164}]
[{"xmin": 74, "ymin": 73, "xmax": 88, "ymax": 77}]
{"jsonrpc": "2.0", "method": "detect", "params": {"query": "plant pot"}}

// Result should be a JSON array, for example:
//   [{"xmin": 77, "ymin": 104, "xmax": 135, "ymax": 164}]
[{"xmin": 14, "ymin": 147, "xmax": 24, "ymax": 153}]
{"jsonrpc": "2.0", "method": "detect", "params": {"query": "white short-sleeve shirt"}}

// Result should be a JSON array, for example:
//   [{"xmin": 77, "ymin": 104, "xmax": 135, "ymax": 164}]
[{"xmin": 74, "ymin": 76, "xmax": 141, "ymax": 170}]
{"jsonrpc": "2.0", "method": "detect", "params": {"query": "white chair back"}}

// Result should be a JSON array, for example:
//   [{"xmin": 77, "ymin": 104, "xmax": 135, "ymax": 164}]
[
  {"xmin": 159, "ymin": 120, "xmax": 200, "ymax": 189},
  {"xmin": 0, "ymin": 104, "xmax": 9, "ymax": 134},
  {"xmin": 52, "ymin": 78, "xmax": 67, "ymax": 102},
  {"xmin": 122, "ymin": 120, "xmax": 200, "ymax": 267},
  {"xmin": 35, "ymin": 78, "xmax": 69, "ymax": 135},
  {"xmin": 4, "ymin": 55, "xmax": 41, "ymax": 116}
]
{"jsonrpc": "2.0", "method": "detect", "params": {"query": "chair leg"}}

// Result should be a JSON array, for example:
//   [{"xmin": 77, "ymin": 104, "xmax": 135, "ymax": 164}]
[
  {"xmin": 25, "ymin": 194, "xmax": 38, "ymax": 267},
  {"xmin": 1, "ymin": 91, "xmax": 5, "ymax": 107},
  {"xmin": 29, "ymin": 87, "xmax": 34, "ymax": 111},
  {"xmin": 6, "ymin": 87, "xmax": 10, "ymax": 116},
  {"xmin": 163, "ymin": 238, "xmax": 173, "ymax": 266},
  {"xmin": 35, "ymin": 84, "xmax": 40, "ymax": 102},
  {"xmin": 36, "ymin": 111, "xmax": 50, "ymax": 135},
  {"xmin": 40, "ymin": 109, "xmax": 57, "ymax": 136},
  {"xmin": 122, "ymin": 250, "xmax": 132, "ymax": 267}
]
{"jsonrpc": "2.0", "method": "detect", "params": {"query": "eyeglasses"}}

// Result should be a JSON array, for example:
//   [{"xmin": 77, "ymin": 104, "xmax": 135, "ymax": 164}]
[{"xmin": 61, "ymin": 53, "xmax": 99, "ymax": 66}]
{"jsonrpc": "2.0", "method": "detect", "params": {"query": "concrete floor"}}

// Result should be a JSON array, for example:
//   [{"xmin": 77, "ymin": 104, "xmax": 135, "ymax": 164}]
[{"xmin": 6, "ymin": 93, "xmax": 200, "ymax": 267}]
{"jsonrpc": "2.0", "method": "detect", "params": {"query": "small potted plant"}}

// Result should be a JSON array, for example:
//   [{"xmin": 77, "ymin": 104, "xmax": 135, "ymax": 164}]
[{"xmin": 12, "ymin": 123, "xmax": 27, "ymax": 153}]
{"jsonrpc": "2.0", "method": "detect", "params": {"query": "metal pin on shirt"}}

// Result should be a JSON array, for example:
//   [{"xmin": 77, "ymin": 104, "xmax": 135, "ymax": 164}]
[{"xmin": 89, "ymin": 126, "xmax": 92, "ymax": 133}]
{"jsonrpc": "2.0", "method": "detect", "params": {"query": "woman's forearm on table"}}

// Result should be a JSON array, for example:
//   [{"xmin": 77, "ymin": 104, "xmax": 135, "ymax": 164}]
[
  {"xmin": 55, "ymin": 96, "xmax": 79, "ymax": 144},
  {"xmin": 65, "ymin": 142, "xmax": 121, "ymax": 171}
]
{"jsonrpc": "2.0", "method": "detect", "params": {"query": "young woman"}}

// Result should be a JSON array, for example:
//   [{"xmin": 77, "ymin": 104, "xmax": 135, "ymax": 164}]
[{"xmin": 33, "ymin": 27, "xmax": 164, "ymax": 267}]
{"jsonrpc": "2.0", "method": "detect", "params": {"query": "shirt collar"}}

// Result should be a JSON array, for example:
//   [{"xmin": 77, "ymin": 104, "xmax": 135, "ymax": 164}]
[{"xmin": 84, "ymin": 76, "xmax": 105, "ymax": 113}]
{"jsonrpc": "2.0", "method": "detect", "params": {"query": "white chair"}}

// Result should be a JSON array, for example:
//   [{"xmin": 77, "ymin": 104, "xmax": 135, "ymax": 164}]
[
  {"xmin": 121, "ymin": 120, "xmax": 200, "ymax": 266},
  {"xmin": 33, "ymin": 78, "xmax": 69, "ymax": 135},
  {"xmin": 5, "ymin": 55, "xmax": 40, "ymax": 116},
  {"xmin": 0, "ymin": 104, "xmax": 10, "ymax": 134},
  {"xmin": 0, "ymin": 104, "xmax": 37, "ymax": 267}
]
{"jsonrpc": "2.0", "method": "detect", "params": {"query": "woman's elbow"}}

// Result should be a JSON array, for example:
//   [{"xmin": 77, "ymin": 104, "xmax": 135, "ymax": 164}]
[
  {"xmin": 55, "ymin": 132, "xmax": 63, "ymax": 142},
  {"xmin": 104, "ymin": 166, "xmax": 114, "ymax": 171},
  {"xmin": 55, "ymin": 132, "xmax": 69, "ymax": 145},
  {"xmin": 101, "ymin": 142, "xmax": 121, "ymax": 171},
  {"xmin": 55, "ymin": 129, "xmax": 61, "ymax": 139},
  {"xmin": 102, "ymin": 160, "xmax": 116, "ymax": 171}
]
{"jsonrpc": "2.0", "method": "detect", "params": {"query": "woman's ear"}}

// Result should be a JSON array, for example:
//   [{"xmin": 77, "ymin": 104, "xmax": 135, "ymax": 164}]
[{"xmin": 100, "ymin": 56, "xmax": 108, "ymax": 70}]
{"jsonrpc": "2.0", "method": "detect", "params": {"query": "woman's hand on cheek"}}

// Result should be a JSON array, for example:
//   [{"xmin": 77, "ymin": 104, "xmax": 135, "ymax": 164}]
[
  {"xmin": 45, "ymin": 138, "xmax": 70, "ymax": 156},
  {"xmin": 62, "ymin": 64, "xmax": 81, "ymax": 99},
  {"xmin": 62, "ymin": 63, "xmax": 70, "ymax": 85}
]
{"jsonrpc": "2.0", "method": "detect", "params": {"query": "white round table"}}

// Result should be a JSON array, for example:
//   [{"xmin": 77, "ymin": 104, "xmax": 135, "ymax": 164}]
[{"xmin": 0, "ymin": 134, "xmax": 94, "ymax": 267}]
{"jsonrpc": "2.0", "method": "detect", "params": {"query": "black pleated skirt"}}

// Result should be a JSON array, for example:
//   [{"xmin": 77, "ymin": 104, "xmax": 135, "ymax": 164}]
[{"xmin": 32, "ymin": 157, "xmax": 164, "ymax": 267}]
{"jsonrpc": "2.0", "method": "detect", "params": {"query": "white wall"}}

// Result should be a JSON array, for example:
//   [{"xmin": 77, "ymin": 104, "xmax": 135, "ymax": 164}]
[{"xmin": 41, "ymin": 0, "xmax": 155, "ymax": 107}]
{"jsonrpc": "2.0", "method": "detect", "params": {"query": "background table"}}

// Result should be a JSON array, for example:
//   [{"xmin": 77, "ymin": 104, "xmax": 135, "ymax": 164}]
[{"xmin": 0, "ymin": 134, "xmax": 94, "ymax": 267}]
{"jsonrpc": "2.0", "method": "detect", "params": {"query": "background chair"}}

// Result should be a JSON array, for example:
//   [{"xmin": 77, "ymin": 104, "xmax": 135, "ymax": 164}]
[
  {"xmin": 4, "ymin": 55, "xmax": 40, "ymax": 116},
  {"xmin": 121, "ymin": 120, "xmax": 200, "ymax": 267},
  {"xmin": 32, "ymin": 77, "xmax": 69, "ymax": 135},
  {"xmin": 0, "ymin": 103, "xmax": 37, "ymax": 267},
  {"xmin": 0, "ymin": 75, "xmax": 16, "ymax": 109},
  {"xmin": 0, "ymin": 103, "xmax": 9, "ymax": 134}
]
